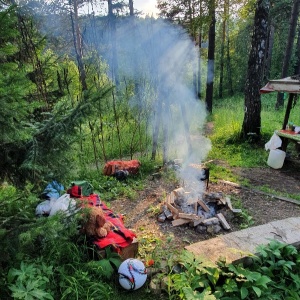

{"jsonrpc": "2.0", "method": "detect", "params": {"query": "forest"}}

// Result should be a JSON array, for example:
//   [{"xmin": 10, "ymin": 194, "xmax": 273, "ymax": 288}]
[{"xmin": 1, "ymin": 0, "xmax": 300, "ymax": 299}]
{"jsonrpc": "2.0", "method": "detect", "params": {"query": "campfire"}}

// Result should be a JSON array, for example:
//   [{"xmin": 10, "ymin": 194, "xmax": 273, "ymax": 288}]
[{"xmin": 157, "ymin": 186, "xmax": 241, "ymax": 234}]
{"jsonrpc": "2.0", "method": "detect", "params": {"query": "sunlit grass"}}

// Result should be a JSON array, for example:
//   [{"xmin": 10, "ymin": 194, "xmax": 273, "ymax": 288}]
[{"xmin": 207, "ymin": 94, "xmax": 293, "ymax": 168}]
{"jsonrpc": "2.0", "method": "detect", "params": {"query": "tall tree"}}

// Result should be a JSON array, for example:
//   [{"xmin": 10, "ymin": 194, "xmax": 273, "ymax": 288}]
[
  {"xmin": 205, "ymin": 0, "xmax": 216, "ymax": 113},
  {"xmin": 241, "ymin": 0, "xmax": 270, "ymax": 141},
  {"xmin": 275, "ymin": 0, "xmax": 300, "ymax": 109}
]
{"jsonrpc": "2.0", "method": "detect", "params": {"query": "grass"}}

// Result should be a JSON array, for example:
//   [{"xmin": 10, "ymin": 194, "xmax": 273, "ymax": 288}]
[{"xmin": 3, "ymin": 93, "xmax": 300, "ymax": 300}]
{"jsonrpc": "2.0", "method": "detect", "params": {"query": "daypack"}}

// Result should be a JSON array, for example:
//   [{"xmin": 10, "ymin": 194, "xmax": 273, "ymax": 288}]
[
  {"xmin": 103, "ymin": 160, "xmax": 141, "ymax": 176},
  {"xmin": 67, "ymin": 180, "xmax": 94, "ymax": 197}
]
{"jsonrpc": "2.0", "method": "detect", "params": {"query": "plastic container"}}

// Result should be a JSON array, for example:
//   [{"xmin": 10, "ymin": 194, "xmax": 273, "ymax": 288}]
[{"xmin": 267, "ymin": 149, "xmax": 286, "ymax": 169}]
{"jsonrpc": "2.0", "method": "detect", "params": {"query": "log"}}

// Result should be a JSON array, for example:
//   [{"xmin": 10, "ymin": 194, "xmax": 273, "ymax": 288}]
[
  {"xmin": 178, "ymin": 213, "xmax": 200, "ymax": 220},
  {"xmin": 216, "ymin": 213, "xmax": 231, "ymax": 230},
  {"xmin": 225, "ymin": 197, "xmax": 233, "ymax": 210},
  {"xmin": 172, "ymin": 218, "xmax": 191, "ymax": 226},
  {"xmin": 173, "ymin": 187, "xmax": 185, "ymax": 198},
  {"xmin": 197, "ymin": 199, "xmax": 210, "ymax": 212},
  {"xmin": 166, "ymin": 202, "xmax": 179, "ymax": 218},
  {"xmin": 169, "ymin": 192, "xmax": 175, "ymax": 204}
]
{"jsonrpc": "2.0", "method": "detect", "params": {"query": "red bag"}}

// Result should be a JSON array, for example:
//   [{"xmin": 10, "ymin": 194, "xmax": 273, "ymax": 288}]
[{"xmin": 103, "ymin": 160, "xmax": 141, "ymax": 176}]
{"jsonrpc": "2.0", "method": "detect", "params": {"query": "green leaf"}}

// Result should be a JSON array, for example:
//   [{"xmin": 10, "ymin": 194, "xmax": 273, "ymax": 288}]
[
  {"xmin": 240, "ymin": 286, "xmax": 248, "ymax": 299},
  {"xmin": 109, "ymin": 257, "xmax": 122, "ymax": 270},
  {"xmin": 255, "ymin": 275, "xmax": 271, "ymax": 289},
  {"xmin": 252, "ymin": 286, "xmax": 261, "ymax": 297},
  {"xmin": 30, "ymin": 289, "xmax": 54, "ymax": 300},
  {"xmin": 98, "ymin": 259, "xmax": 114, "ymax": 279}
]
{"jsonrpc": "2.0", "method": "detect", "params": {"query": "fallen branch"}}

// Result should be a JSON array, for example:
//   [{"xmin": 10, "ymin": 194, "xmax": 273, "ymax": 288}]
[{"xmin": 219, "ymin": 180, "xmax": 300, "ymax": 206}]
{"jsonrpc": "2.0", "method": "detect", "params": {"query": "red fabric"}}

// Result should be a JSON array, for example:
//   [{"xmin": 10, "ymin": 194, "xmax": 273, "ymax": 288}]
[
  {"xmin": 103, "ymin": 160, "xmax": 140, "ymax": 176},
  {"xmin": 78, "ymin": 195, "xmax": 136, "ymax": 249},
  {"xmin": 67, "ymin": 185, "xmax": 82, "ymax": 198}
]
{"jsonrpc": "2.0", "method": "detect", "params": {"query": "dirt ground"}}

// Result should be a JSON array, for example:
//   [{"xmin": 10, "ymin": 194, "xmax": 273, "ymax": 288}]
[{"xmin": 109, "ymin": 159, "xmax": 300, "ymax": 253}]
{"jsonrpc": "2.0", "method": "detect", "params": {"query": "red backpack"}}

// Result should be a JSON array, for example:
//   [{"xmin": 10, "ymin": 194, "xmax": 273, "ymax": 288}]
[{"xmin": 103, "ymin": 160, "xmax": 141, "ymax": 176}]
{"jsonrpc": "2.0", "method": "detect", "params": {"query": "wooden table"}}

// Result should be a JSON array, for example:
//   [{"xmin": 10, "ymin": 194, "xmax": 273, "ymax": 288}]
[{"xmin": 275, "ymin": 129, "xmax": 300, "ymax": 151}]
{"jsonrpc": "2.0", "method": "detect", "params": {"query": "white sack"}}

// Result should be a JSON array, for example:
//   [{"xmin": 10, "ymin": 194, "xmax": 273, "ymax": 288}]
[
  {"xmin": 265, "ymin": 133, "xmax": 282, "ymax": 151},
  {"xmin": 49, "ymin": 193, "xmax": 77, "ymax": 216},
  {"xmin": 35, "ymin": 200, "xmax": 51, "ymax": 216}
]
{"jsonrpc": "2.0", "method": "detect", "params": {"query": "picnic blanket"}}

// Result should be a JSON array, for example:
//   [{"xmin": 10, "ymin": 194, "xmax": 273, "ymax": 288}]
[{"xmin": 79, "ymin": 194, "xmax": 136, "ymax": 250}]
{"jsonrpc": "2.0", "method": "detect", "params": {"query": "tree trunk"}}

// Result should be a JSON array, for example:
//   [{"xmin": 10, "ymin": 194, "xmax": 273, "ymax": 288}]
[
  {"xmin": 151, "ymin": 100, "xmax": 162, "ymax": 160},
  {"xmin": 275, "ymin": 0, "xmax": 300, "ymax": 109},
  {"xmin": 226, "ymin": 33, "xmax": 234, "ymax": 96},
  {"xmin": 293, "ymin": 24, "xmax": 300, "ymax": 74},
  {"xmin": 263, "ymin": 24, "xmax": 275, "ymax": 82},
  {"xmin": 71, "ymin": 0, "xmax": 87, "ymax": 91},
  {"xmin": 197, "ymin": 0, "xmax": 203, "ymax": 99},
  {"xmin": 108, "ymin": 0, "xmax": 119, "ymax": 85},
  {"xmin": 129, "ymin": 0, "xmax": 134, "ymax": 16},
  {"xmin": 205, "ymin": 0, "xmax": 216, "ymax": 113},
  {"xmin": 219, "ymin": 0, "xmax": 228, "ymax": 98},
  {"xmin": 241, "ymin": 0, "xmax": 270, "ymax": 141}
]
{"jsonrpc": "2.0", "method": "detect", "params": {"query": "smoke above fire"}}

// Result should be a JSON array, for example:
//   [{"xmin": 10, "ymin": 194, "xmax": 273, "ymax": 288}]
[{"xmin": 85, "ymin": 17, "xmax": 212, "ymax": 192}]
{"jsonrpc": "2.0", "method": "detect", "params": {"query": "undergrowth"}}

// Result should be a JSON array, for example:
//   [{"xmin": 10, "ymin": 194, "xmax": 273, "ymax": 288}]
[{"xmin": 2, "ymin": 94, "xmax": 300, "ymax": 299}]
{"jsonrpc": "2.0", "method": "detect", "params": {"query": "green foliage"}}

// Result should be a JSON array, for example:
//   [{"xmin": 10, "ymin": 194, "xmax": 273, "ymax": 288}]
[
  {"xmin": 7, "ymin": 261, "xmax": 54, "ymax": 300},
  {"xmin": 93, "ymin": 247, "xmax": 122, "ymax": 280},
  {"xmin": 165, "ymin": 241, "xmax": 300, "ymax": 299}
]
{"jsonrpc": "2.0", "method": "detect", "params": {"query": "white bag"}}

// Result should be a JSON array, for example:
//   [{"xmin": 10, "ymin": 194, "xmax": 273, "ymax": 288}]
[
  {"xmin": 35, "ymin": 200, "xmax": 51, "ymax": 216},
  {"xmin": 265, "ymin": 133, "xmax": 282, "ymax": 151},
  {"xmin": 49, "ymin": 194, "xmax": 77, "ymax": 216}
]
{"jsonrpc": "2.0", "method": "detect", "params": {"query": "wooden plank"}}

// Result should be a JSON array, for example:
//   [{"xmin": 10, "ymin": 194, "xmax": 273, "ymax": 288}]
[
  {"xmin": 216, "ymin": 213, "xmax": 231, "ymax": 230},
  {"xmin": 225, "ymin": 196, "xmax": 233, "ymax": 210},
  {"xmin": 186, "ymin": 217, "xmax": 300, "ymax": 264},
  {"xmin": 169, "ymin": 192, "xmax": 175, "ymax": 204},
  {"xmin": 197, "ymin": 199, "xmax": 210, "ymax": 212},
  {"xmin": 173, "ymin": 187, "xmax": 185, "ymax": 198},
  {"xmin": 165, "ymin": 194, "xmax": 170, "ymax": 204},
  {"xmin": 178, "ymin": 212, "xmax": 200, "ymax": 220},
  {"xmin": 166, "ymin": 202, "xmax": 179, "ymax": 217},
  {"xmin": 172, "ymin": 218, "xmax": 191, "ymax": 226}
]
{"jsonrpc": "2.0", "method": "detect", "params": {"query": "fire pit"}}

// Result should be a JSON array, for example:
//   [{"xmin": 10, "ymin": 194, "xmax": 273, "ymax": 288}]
[{"xmin": 157, "ymin": 187, "xmax": 241, "ymax": 234}]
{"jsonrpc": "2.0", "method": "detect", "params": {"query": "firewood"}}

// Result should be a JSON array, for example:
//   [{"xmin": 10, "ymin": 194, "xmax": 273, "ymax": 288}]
[
  {"xmin": 169, "ymin": 192, "xmax": 175, "ymax": 204},
  {"xmin": 166, "ymin": 202, "xmax": 179, "ymax": 218},
  {"xmin": 172, "ymin": 218, "xmax": 190, "ymax": 226},
  {"xmin": 216, "ymin": 213, "xmax": 231, "ymax": 230},
  {"xmin": 165, "ymin": 194, "xmax": 170, "ymax": 204},
  {"xmin": 197, "ymin": 199, "xmax": 210, "ymax": 212},
  {"xmin": 189, "ymin": 217, "xmax": 205, "ymax": 227},
  {"xmin": 225, "ymin": 197, "xmax": 233, "ymax": 210},
  {"xmin": 178, "ymin": 213, "xmax": 200, "ymax": 220},
  {"xmin": 173, "ymin": 187, "xmax": 185, "ymax": 198},
  {"xmin": 232, "ymin": 208, "xmax": 242, "ymax": 214}
]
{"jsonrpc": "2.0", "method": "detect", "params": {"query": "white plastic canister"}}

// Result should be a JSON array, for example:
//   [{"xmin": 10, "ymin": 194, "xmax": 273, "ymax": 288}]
[{"xmin": 267, "ymin": 149, "xmax": 286, "ymax": 169}]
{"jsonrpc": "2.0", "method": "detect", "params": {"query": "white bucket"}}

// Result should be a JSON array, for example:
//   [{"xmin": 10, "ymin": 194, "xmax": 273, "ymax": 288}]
[{"xmin": 267, "ymin": 149, "xmax": 286, "ymax": 169}]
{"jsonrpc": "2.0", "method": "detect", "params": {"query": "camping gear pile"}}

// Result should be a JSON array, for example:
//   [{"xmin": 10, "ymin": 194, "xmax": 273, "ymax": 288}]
[{"xmin": 35, "ymin": 173, "xmax": 138, "ymax": 258}]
